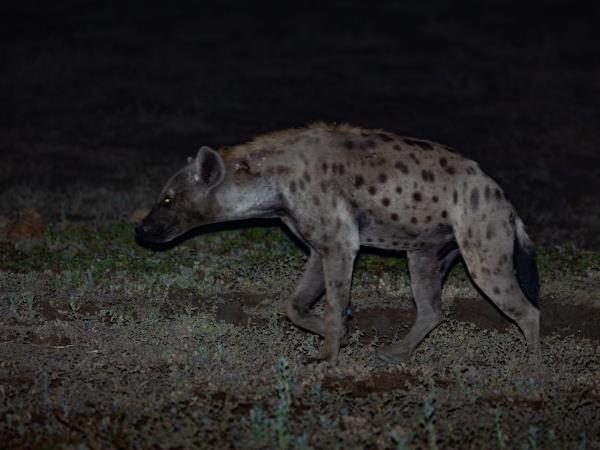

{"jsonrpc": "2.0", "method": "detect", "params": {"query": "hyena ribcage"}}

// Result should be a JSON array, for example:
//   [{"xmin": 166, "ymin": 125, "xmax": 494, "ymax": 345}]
[{"xmin": 136, "ymin": 123, "xmax": 540, "ymax": 364}]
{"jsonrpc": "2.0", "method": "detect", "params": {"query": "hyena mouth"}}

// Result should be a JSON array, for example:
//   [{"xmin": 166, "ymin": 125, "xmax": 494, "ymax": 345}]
[{"xmin": 135, "ymin": 223, "xmax": 179, "ymax": 245}]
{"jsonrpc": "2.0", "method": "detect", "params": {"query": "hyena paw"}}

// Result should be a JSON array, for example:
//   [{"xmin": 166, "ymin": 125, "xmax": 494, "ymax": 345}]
[
  {"xmin": 377, "ymin": 346, "xmax": 413, "ymax": 364},
  {"xmin": 306, "ymin": 344, "xmax": 338, "ymax": 364}
]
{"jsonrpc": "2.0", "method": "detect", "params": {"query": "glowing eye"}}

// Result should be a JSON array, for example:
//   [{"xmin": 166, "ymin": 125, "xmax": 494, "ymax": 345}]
[{"xmin": 162, "ymin": 197, "xmax": 172, "ymax": 207}]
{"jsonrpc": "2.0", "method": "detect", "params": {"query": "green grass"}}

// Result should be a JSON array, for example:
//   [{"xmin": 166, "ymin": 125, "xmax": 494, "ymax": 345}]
[{"xmin": 1, "ymin": 224, "xmax": 598, "ymax": 287}]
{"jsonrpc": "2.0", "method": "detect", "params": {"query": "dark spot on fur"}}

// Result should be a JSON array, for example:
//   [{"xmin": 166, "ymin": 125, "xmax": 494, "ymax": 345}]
[
  {"xmin": 366, "ymin": 238, "xmax": 372, "ymax": 242},
  {"xmin": 470, "ymin": 188, "xmax": 480, "ymax": 210},
  {"xmin": 441, "ymin": 210, "xmax": 448, "ymax": 218},
  {"xmin": 378, "ymin": 133, "xmax": 394, "ymax": 142},
  {"xmin": 493, "ymin": 286, "xmax": 501, "ymax": 295},
  {"xmin": 344, "ymin": 140, "xmax": 355, "ymax": 150},
  {"xmin": 322, "ymin": 162, "xmax": 328, "ymax": 173},
  {"xmin": 425, "ymin": 215, "xmax": 432, "ymax": 223},
  {"xmin": 409, "ymin": 153, "xmax": 420, "ymax": 164},
  {"xmin": 339, "ymin": 164, "xmax": 346, "ymax": 175},
  {"xmin": 303, "ymin": 171, "xmax": 311, "ymax": 183},
  {"xmin": 359, "ymin": 140, "xmax": 376, "ymax": 150},
  {"xmin": 445, "ymin": 166, "xmax": 456, "ymax": 175},
  {"xmin": 410, "ymin": 217, "xmax": 418, "ymax": 224},
  {"xmin": 453, "ymin": 190, "xmax": 458, "ymax": 204},
  {"xmin": 322, "ymin": 245, "xmax": 329, "ymax": 255},
  {"xmin": 391, "ymin": 213, "xmax": 399, "ymax": 221},
  {"xmin": 393, "ymin": 144, "xmax": 402, "ymax": 151},
  {"xmin": 313, "ymin": 196, "xmax": 320, "ymax": 206},
  {"xmin": 421, "ymin": 169, "xmax": 435, "ymax": 182},
  {"xmin": 378, "ymin": 237, "xmax": 385, "ymax": 243},
  {"xmin": 439, "ymin": 157, "xmax": 447, "ymax": 167},
  {"xmin": 378, "ymin": 157, "xmax": 386, "ymax": 166},
  {"xmin": 349, "ymin": 199, "xmax": 359, "ymax": 209},
  {"xmin": 395, "ymin": 161, "xmax": 409, "ymax": 173},
  {"xmin": 354, "ymin": 175, "xmax": 365, "ymax": 188},
  {"xmin": 289, "ymin": 181, "xmax": 297, "ymax": 193},
  {"xmin": 395, "ymin": 186, "xmax": 403, "ymax": 194},
  {"xmin": 494, "ymin": 188, "xmax": 503, "ymax": 200},
  {"xmin": 320, "ymin": 181, "xmax": 327, "ymax": 193},
  {"xmin": 298, "ymin": 179, "xmax": 305, "ymax": 190},
  {"xmin": 404, "ymin": 138, "xmax": 434, "ymax": 150},
  {"xmin": 413, "ymin": 192, "xmax": 422, "ymax": 202},
  {"xmin": 486, "ymin": 224, "xmax": 496, "ymax": 240},
  {"xmin": 368, "ymin": 186, "xmax": 377, "ymax": 195},
  {"xmin": 392, "ymin": 241, "xmax": 399, "ymax": 246},
  {"xmin": 276, "ymin": 165, "xmax": 291, "ymax": 175},
  {"xmin": 484, "ymin": 186, "xmax": 491, "ymax": 201},
  {"xmin": 467, "ymin": 227, "xmax": 473, "ymax": 238},
  {"xmin": 378, "ymin": 173, "xmax": 387, "ymax": 183},
  {"xmin": 432, "ymin": 195, "xmax": 439, "ymax": 203},
  {"xmin": 331, "ymin": 163, "xmax": 338, "ymax": 174},
  {"xmin": 382, "ymin": 197, "xmax": 390, "ymax": 207}
]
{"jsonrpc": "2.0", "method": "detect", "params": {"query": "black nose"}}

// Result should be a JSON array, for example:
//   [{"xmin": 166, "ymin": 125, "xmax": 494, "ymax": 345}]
[{"xmin": 135, "ymin": 223, "xmax": 148, "ymax": 237}]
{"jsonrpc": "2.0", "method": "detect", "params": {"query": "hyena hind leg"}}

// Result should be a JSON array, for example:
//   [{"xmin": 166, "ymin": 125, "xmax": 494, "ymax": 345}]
[{"xmin": 378, "ymin": 244, "xmax": 459, "ymax": 363}]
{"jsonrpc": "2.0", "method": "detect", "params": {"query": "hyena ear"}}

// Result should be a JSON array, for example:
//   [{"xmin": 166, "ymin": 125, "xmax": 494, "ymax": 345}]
[{"xmin": 194, "ymin": 146, "xmax": 225, "ymax": 189}]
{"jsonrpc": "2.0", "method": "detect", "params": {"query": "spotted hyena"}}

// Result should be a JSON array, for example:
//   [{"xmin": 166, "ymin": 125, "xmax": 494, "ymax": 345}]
[{"xmin": 136, "ymin": 123, "xmax": 540, "ymax": 363}]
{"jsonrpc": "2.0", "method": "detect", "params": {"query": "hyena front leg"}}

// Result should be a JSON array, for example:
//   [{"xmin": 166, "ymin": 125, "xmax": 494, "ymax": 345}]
[
  {"xmin": 378, "ymin": 244, "xmax": 458, "ymax": 363},
  {"xmin": 285, "ymin": 252, "xmax": 326, "ymax": 337},
  {"xmin": 308, "ymin": 248, "xmax": 357, "ymax": 363}
]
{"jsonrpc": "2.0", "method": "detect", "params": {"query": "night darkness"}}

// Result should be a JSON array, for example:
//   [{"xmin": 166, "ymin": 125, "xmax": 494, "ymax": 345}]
[{"xmin": 2, "ymin": 0, "xmax": 600, "ymax": 448}]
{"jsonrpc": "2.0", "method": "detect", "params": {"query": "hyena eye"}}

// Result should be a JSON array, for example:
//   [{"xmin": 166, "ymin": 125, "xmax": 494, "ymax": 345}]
[{"xmin": 161, "ymin": 197, "xmax": 173, "ymax": 208}]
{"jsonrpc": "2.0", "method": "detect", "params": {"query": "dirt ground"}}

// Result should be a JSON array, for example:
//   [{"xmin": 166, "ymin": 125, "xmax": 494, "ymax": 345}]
[{"xmin": 1, "ymin": 0, "xmax": 600, "ymax": 448}]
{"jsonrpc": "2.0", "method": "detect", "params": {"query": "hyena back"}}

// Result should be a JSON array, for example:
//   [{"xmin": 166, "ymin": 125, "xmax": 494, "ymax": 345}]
[{"xmin": 136, "ymin": 123, "xmax": 540, "ymax": 363}]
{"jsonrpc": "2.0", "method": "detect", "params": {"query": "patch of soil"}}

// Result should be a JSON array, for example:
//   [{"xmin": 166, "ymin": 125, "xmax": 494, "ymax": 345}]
[
  {"xmin": 322, "ymin": 370, "xmax": 449, "ymax": 398},
  {"xmin": 215, "ymin": 293, "xmax": 265, "ymax": 326},
  {"xmin": 351, "ymin": 306, "xmax": 414, "ymax": 344},
  {"xmin": 452, "ymin": 296, "xmax": 600, "ymax": 340}
]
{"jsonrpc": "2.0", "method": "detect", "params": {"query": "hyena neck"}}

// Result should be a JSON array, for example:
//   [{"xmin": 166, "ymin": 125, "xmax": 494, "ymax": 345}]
[{"xmin": 213, "ymin": 176, "xmax": 283, "ymax": 222}]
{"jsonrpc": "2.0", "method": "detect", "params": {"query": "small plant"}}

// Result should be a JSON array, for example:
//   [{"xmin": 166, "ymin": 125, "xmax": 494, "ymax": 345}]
[
  {"xmin": 527, "ymin": 425, "xmax": 539, "ymax": 450},
  {"xmin": 494, "ymin": 408, "xmax": 506, "ymax": 449},
  {"xmin": 214, "ymin": 343, "xmax": 225, "ymax": 362},
  {"xmin": 250, "ymin": 405, "xmax": 270, "ymax": 443},
  {"xmin": 7, "ymin": 293, "xmax": 18, "ymax": 314},
  {"xmin": 578, "ymin": 431, "xmax": 587, "ymax": 450},
  {"xmin": 390, "ymin": 429, "xmax": 412, "ymax": 450},
  {"xmin": 421, "ymin": 388, "xmax": 438, "ymax": 450},
  {"xmin": 67, "ymin": 295, "xmax": 80, "ymax": 317},
  {"xmin": 147, "ymin": 310, "xmax": 160, "ymax": 326},
  {"xmin": 246, "ymin": 357, "xmax": 294, "ymax": 450},
  {"xmin": 275, "ymin": 357, "xmax": 291, "ymax": 450}
]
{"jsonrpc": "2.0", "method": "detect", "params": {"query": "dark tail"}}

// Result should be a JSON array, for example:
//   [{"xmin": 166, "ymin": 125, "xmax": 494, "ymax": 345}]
[{"xmin": 514, "ymin": 218, "xmax": 540, "ymax": 308}]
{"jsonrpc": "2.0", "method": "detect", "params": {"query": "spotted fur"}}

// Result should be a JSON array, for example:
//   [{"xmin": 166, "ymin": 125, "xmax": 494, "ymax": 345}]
[{"xmin": 136, "ymin": 123, "xmax": 540, "ymax": 364}]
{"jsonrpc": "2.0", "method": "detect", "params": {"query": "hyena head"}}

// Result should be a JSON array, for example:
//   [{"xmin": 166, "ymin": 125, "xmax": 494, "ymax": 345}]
[{"xmin": 136, "ymin": 146, "xmax": 225, "ymax": 244}]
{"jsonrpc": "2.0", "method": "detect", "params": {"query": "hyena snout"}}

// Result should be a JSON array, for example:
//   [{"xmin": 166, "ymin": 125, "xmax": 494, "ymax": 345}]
[{"xmin": 135, "ymin": 211, "xmax": 179, "ymax": 244}]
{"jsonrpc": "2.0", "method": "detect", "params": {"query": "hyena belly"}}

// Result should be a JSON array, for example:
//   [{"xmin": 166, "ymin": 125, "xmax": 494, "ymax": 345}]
[{"xmin": 137, "ymin": 123, "xmax": 540, "ymax": 365}]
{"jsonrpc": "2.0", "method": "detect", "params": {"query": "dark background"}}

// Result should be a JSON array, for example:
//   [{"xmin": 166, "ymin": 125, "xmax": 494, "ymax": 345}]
[{"xmin": 2, "ymin": 0, "xmax": 599, "ymax": 249}]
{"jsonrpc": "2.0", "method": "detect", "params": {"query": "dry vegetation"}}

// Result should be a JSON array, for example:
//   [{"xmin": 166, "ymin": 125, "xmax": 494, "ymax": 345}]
[{"xmin": 0, "ymin": 223, "xmax": 599, "ymax": 448}]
